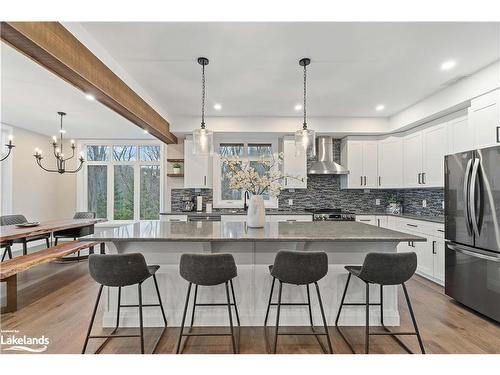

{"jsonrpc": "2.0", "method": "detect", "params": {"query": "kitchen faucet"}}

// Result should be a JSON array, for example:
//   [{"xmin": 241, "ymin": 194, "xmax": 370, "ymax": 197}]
[{"xmin": 243, "ymin": 191, "xmax": 250, "ymax": 211}]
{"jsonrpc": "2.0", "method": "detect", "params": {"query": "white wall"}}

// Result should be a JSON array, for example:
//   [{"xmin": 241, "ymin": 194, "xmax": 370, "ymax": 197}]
[
  {"xmin": 9, "ymin": 126, "xmax": 77, "ymax": 221},
  {"xmin": 389, "ymin": 60, "xmax": 500, "ymax": 131}
]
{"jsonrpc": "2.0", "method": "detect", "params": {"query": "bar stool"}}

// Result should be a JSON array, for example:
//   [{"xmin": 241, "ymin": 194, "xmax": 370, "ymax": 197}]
[
  {"xmin": 176, "ymin": 253, "xmax": 240, "ymax": 354},
  {"xmin": 82, "ymin": 253, "xmax": 167, "ymax": 354},
  {"xmin": 264, "ymin": 250, "xmax": 333, "ymax": 354},
  {"xmin": 335, "ymin": 252, "xmax": 425, "ymax": 354}
]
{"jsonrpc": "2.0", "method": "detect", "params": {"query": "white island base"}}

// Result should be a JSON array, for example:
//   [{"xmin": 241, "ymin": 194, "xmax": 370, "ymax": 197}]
[{"xmin": 100, "ymin": 240, "xmax": 400, "ymax": 328}]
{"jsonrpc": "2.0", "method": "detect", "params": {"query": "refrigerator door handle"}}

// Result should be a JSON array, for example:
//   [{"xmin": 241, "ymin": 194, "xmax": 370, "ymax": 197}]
[
  {"xmin": 463, "ymin": 158, "xmax": 473, "ymax": 236},
  {"xmin": 470, "ymin": 157, "xmax": 481, "ymax": 237},
  {"xmin": 448, "ymin": 243, "xmax": 500, "ymax": 263}
]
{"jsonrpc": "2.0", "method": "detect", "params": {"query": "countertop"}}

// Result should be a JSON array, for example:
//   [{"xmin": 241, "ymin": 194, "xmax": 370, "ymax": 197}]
[
  {"xmin": 84, "ymin": 220, "xmax": 425, "ymax": 242},
  {"xmin": 354, "ymin": 212, "xmax": 445, "ymax": 224},
  {"xmin": 160, "ymin": 210, "xmax": 313, "ymax": 216}
]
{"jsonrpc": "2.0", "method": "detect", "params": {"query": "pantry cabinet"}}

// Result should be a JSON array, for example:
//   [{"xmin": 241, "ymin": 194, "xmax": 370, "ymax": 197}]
[
  {"xmin": 469, "ymin": 89, "xmax": 500, "ymax": 149},
  {"xmin": 282, "ymin": 137, "xmax": 307, "ymax": 189},
  {"xmin": 184, "ymin": 139, "xmax": 213, "ymax": 189},
  {"xmin": 340, "ymin": 139, "xmax": 378, "ymax": 189}
]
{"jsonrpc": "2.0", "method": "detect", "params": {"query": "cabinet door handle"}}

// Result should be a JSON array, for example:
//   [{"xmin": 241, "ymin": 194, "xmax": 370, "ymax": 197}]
[
  {"xmin": 497, "ymin": 126, "xmax": 500, "ymax": 143},
  {"xmin": 418, "ymin": 173, "xmax": 421, "ymax": 184},
  {"xmin": 363, "ymin": 176, "xmax": 367, "ymax": 186},
  {"xmin": 406, "ymin": 223, "xmax": 418, "ymax": 227},
  {"xmin": 204, "ymin": 176, "xmax": 207, "ymax": 186},
  {"xmin": 422, "ymin": 172, "xmax": 426, "ymax": 184},
  {"xmin": 432, "ymin": 240, "xmax": 436, "ymax": 254},
  {"xmin": 377, "ymin": 219, "xmax": 380, "ymax": 227},
  {"xmin": 285, "ymin": 177, "xmax": 288, "ymax": 186},
  {"xmin": 378, "ymin": 176, "xmax": 381, "ymax": 186},
  {"xmin": 360, "ymin": 176, "xmax": 363, "ymax": 186}
]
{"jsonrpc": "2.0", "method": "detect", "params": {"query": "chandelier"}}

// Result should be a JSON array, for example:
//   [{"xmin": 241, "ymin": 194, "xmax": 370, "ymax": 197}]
[
  {"xmin": 33, "ymin": 112, "xmax": 84, "ymax": 174},
  {"xmin": 294, "ymin": 58, "xmax": 316, "ymax": 159},
  {"xmin": 192, "ymin": 57, "xmax": 214, "ymax": 155},
  {"xmin": 1, "ymin": 135, "xmax": 15, "ymax": 162}
]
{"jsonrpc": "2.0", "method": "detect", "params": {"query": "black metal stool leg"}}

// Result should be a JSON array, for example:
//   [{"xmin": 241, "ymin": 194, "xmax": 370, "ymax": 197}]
[
  {"xmin": 306, "ymin": 284, "xmax": 314, "ymax": 327},
  {"xmin": 315, "ymin": 282, "xmax": 334, "ymax": 354},
  {"xmin": 82, "ymin": 285, "xmax": 103, "ymax": 354},
  {"xmin": 176, "ymin": 282, "xmax": 192, "ymax": 354},
  {"xmin": 335, "ymin": 273, "xmax": 352, "ymax": 326},
  {"xmin": 116, "ymin": 287, "xmax": 122, "ymax": 329},
  {"xmin": 225, "ymin": 282, "xmax": 237, "ymax": 354},
  {"xmin": 138, "ymin": 283, "xmax": 145, "ymax": 354},
  {"xmin": 230, "ymin": 279, "xmax": 241, "ymax": 326},
  {"xmin": 54, "ymin": 238, "xmax": 58, "ymax": 246},
  {"xmin": 380, "ymin": 285, "xmax": 384, "ymax": 326},
  {"xmin": 402, "ymin": 283, "xmax": 426, "ymax": 354},
  {"xmin": 153, "ymin": 274, "xmax": 168, "ymax": 326},
  {"xmin": 189, "ymin": 284, "xmax": 198, "ymax": 328},
  {"xmin": 264, "ymin": 277, "xmax": 276, "ymax": 326},
  {"xmin": 46, "ymin": 237, "xmax": 50, "ymax": 248},
  {"xmin": 273, "ymin": 281, "xmax": 283, "ymax": 354},
  {"xmin": 365, "ymin": 282, "xmax": 370, "ymax": 354}
]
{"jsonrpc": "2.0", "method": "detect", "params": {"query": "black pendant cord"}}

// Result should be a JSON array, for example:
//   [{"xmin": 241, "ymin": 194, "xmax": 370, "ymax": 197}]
[
  {"xmin": 200, "ymin": 59, "xmax": 207, "ymax": 130},
  {"xmin": 303, "ymin": 63, "xmax": 307, "ymax": 130}
]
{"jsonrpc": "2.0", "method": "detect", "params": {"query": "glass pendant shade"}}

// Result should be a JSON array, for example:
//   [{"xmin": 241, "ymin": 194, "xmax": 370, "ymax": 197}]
[
  {"xmin": 192, "ymin": 127, "xmax": 214, "ymax": 155},
  {"xmin": 295, "ymin": 127, "xmax": 315, "ymax": 159}
]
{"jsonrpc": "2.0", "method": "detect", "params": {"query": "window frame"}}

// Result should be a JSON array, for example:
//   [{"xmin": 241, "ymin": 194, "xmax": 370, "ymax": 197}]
[
  {"xmin": 213, "ymin": 136, "xmax": 279, "ymax": 209},
  {"xmin": 77, "ymin": 140, "xmax": 164, "ymax": 221}
]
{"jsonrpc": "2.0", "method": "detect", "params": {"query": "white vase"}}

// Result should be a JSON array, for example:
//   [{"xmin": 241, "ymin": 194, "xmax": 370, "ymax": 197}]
[{"xmin": 247, "ymin": 195, "xmax": 266, "ymax": 228}]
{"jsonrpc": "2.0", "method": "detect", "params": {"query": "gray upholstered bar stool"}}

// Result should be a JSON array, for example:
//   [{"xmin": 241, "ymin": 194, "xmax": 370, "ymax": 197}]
[
  {"xmin": 335, "ymin": 252, "xmax": 425, "ymax": 354},
  {"xmin": 176, "ymin": 253, "xmax": 240, "ymax": 354},
  {"xmin": 264, "ymin": 250, "xmax": 333, "ymax": 354},
  {"xmin": 82, "ymin": 253, "xmax": 167, "ymax": 354}
]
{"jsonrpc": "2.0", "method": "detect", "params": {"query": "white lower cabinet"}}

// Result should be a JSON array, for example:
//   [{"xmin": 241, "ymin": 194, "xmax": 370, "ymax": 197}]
[
  {"xmin": 357, "ymin": 215, "xmax": 445, "ymax": 285},
  {"xmin": 160, "ymin": 215, "xmax": 188, "ymax": 222}
]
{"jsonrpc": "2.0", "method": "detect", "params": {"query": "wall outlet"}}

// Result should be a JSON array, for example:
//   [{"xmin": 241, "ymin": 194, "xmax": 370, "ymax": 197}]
[
  {"xmin": 375, "ymin": 199, "xmax": 380, "ymax": 206},
  {"xmin": 422, "ymin": 199, "xmax": 427, "ymax": 208},
  {"xmin": 288, "ymin": 199, "xmax": 293, "ymax": 206}
]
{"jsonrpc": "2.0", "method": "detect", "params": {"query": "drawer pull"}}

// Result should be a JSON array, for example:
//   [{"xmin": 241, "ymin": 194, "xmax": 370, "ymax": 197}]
[
  {"xmin": 359, "ymin": 219, "xmax": 371, "ymax": 222},
  {"xmin": 432, "ymin": 240, "xmax": 436, "ymax": 254},
  {"xmin": 406, "ymin": 223, "xmax": 418, "ymax": 227},
  {"xmin": 437, "ymin": 229, "xmax": 444, "ymax": 233}
]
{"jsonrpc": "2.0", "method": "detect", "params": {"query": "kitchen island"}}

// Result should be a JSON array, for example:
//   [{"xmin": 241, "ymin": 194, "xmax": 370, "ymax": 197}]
[{"xmin": 85, "ymin": 220, "xmax": 425, "ymax": 328}]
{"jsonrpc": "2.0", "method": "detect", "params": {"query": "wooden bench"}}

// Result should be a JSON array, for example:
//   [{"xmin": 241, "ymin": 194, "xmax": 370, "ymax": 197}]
[{"xmin": 0, "ymin": 240, "xmax": 103, "ymax": 313}]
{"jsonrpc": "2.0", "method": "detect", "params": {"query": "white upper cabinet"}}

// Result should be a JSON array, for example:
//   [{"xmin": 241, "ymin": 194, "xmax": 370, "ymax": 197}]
[
  {"xmin": 403, "ymin": 131, "xmax": 423, "ymax": 188},
  {"xmin": 378, "ymin": 136, "xmax": 403, "ymax": 188},
  {"xmin": 448, "ymin": 116, "xmax": 473, "ymax": 153},
  {"xmin": 469, "ymin": 89, "xmax": 500, "ymax": 149},
  {"xmin": 282, "ymin": 137, "xmax": 307, "ymax": 189},
  {"xmin": 340, "ymin": 139, "xmax": 378, "ymax": 188},
  {"xmin": 422, "ymin": 123, "xmax": 447, "ymax": 187},
  {"xmin": 184, "ymin": 139, "xmax": 213, "ymax": 189}
]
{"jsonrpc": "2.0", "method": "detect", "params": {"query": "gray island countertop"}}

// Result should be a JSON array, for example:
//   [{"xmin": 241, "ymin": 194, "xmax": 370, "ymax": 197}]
[{"xmin": 85, "ymin": 220, "xmax": 426, "ymax": 242}]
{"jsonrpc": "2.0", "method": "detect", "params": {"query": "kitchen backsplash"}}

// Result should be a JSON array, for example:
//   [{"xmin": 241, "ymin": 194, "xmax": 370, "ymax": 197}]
[{"xmin": 170, "ymin": 139, "xmax": 444, "ymax": 217}]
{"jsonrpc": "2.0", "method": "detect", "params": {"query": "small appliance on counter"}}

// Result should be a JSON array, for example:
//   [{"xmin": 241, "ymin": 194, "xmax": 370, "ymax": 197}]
[
  {"xmin": 196, "ymin": 196, "xmax": 203, "ymax": 212},
  {"xmin": 181, "ymin": 195, "xmax": 195, "ymax": 212},
  {"xmin": 206, "ymin": 202, "xmax": 213, "ymax": 213}
]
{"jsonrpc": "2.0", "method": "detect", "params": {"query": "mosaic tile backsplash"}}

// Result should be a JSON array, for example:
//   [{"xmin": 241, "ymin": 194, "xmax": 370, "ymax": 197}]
[{"xmin": 170, "ymin": 139, "xmax": 444, "ymax": 217}]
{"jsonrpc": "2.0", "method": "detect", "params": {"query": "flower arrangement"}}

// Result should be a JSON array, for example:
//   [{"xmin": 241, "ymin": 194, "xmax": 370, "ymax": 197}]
[{"xmin": 220, "ymin": 153, "xmax": 305, "ymax": 197}]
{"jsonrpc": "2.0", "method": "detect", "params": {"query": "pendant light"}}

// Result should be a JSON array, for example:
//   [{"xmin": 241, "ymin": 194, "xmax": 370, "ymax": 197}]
[
  {"xmin": 192, "ymin": 57, "xmax": 214, "ymax": 155},
  {"xmin": 33, "ymin": 112, "xmax": 84, "ymax": 174},
  {"xmin": 295, "ymin": 58, "xmax": 316, "ymax": 159}
]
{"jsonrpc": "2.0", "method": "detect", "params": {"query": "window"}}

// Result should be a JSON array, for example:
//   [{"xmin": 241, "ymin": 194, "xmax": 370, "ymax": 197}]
[
  {"xmin": 81, "ymin": 142, "xmax": 162, "ymax": 220},
  {"xmin": 214, "ymin": 138, "xmax": 278, "ymax": 208}
]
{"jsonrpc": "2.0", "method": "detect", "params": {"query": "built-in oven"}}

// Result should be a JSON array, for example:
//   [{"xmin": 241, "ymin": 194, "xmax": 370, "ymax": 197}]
[{"xmin": 445, "ymin": 242, "xmax": 500, "ymax": 322}]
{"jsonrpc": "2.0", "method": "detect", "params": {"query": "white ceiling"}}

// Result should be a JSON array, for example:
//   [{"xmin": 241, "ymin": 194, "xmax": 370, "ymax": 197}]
[
  {"xmin": 79, "ymin": 22, "xmax": 499, "ymax": 123},
  {"xmin": 0, "ymin": 42, "xmax": 153, "ymax": 139}
]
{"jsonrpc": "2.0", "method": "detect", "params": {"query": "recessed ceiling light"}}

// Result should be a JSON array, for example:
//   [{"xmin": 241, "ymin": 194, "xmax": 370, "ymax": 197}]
[
  {"xmin": 85, "ymin": 93, "xmax": 95, "ymax": 101},
  {"xmin": 294, "ymin": 104, "xmax": 302, "ymax": 111},
  {"xmin": 375, "ymin": 104, "xmax": 385, "ymax": 112},
  {"xmin": 143, "ymin": 130, "xmax": 149, "ymax": 134},
  {"xmin": 213, "ymin": 103, "xmax": 222, "ymax": 111},
  {"xmin": 441, "ymin": 60, "xmax": 456, "ymax": 71}
]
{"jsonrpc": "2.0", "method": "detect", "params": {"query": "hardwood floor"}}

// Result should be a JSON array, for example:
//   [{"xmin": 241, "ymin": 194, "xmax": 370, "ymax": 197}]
[{"xmin": 1, "ymin": 260, "xmax": 499, "ymax": 354}]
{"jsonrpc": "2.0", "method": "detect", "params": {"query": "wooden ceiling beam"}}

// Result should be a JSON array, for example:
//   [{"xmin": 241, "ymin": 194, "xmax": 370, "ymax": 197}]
[{"xmin": 1, "ymin": 22, "xmax": 177, "ymax": 144}]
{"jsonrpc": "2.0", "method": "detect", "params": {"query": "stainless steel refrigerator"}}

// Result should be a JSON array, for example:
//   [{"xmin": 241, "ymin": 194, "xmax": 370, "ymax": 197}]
[{"xmin": 445, "ymin": 145, "xmax": 500, "ymax": 322}]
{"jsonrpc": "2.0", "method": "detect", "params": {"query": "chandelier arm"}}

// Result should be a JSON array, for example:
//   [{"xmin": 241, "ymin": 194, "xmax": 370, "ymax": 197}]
[
  {"xmin": 64, "ymin": 160, "xmax": 85, "ymax": 173},
  {"xmin": 0, "ymin": 148, "xmax": 12, "ymax": 162},
  {"xmin": 35, "ymin": 157, "xmax": 58, "ymax": 173},
  {"xmin": 63, "ymin": 147, "xmax": 76, "ymax": 161}
]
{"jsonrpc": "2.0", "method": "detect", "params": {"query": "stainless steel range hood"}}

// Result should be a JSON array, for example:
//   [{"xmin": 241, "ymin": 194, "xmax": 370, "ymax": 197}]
[{"xmin": 307, "ymin": 136, "xmax": 349, "ymax": 175}]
